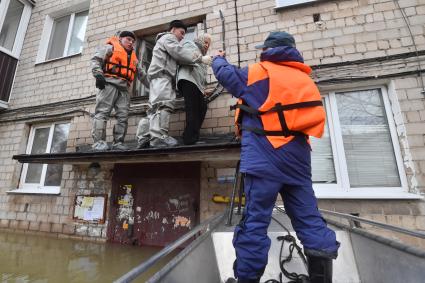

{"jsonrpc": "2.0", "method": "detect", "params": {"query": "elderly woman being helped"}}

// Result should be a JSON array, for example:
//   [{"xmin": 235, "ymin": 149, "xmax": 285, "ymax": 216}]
[{"xmin": 177, "ymin": 33, "xmax": 212, "ymax": 145}]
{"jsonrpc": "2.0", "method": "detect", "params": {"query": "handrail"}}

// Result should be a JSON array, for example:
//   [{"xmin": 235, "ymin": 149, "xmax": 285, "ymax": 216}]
[
  {"xmin": 319, "ymin": 209, "xmax": 425, "ymax": 239},
  {"xmin": 114, "ymin": 213, "xmax": 224, "ymax": 283}
]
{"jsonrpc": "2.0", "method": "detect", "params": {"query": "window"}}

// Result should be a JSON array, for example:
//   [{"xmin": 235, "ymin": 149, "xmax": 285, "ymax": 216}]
[
  {"xmin": 134, "ymin": 25, "xmax": 198, "ymax": 97},
  {"xmin": 0, "ymin": 0, "xmax": 32, "ymax": 107},
  {"xmin": 311, "ymin": 88, "xmax": 410, "ymax": 198},
  {"xmin": 311, "ymin": 101, "xmax": 337, "ymax": 184},
  {"xmin": 275, "ymin": 0, "xmax": 319, "ymax": 9},
  {"xmin": 17, "ymin": 122, "xmax": 70, "ymax": 194},
  {"xmin": 0, "ymin": 0, "xmax": 32, "ymax": 57},
  {"xmin": 37, "ymin": 9, "xmax": 88, "ymax": 62},
  {"xmin": 0, "ymin": 0, "xmax": 24, "ymax": 51}
]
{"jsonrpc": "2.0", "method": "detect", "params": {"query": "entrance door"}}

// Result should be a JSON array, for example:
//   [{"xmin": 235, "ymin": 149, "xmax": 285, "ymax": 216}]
[{"xmin": 107, "ymin": 162, "xmax": 200, "ymax": 247}]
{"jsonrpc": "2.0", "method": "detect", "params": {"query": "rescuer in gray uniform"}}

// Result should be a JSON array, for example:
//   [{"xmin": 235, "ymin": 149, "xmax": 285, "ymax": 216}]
[
  {"xmin": 91, "ymin": 30, "xmax": 147, "ymax": 151},
  {"xmin": 136, "ymin": 20, "xmax": 212, "ymax": 148}
]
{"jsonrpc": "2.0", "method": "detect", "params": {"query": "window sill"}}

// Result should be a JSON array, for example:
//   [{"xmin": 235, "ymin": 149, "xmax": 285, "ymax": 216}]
[
  {"xmin": 7, "ymin": 188, "xmax": 61, "ymax": 195},
  {"xmin": 315, "ymin": 191, "xmax": 423, "ymax": 199},
  {"xmin": 35, "ymin": 52, "xmax": 82, "ymax": 66},
  {"xmin": 0, "ymin": 46, "xmax": 18, "ymax": 59},
  {"xmin": 275, "ymin": 0, "xmax": 322, "ymax": 11}
]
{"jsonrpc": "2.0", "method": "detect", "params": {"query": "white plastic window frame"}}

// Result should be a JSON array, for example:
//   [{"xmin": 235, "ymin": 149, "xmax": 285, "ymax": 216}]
[
  {"xmin": 313, "ymin": 86, "xmax": 417, "ymax": 199},
  {"xmin": 0, "ymin": 0, "xmax": 32, "ymax": 59},
  {"xmin": 15, "ymin": 122, "xmax": 69, "ymax": 194},
  {"xmin": 36, "ymin": 9, "xmax": 88, "ymax": 64},
  {"xmin": 137, "ymin": 39, "xmax": 154, "ymax": 98},
  {"xmin": 275, "ymin": 0, "xmax": 319, "ymax": 9},
  {"xmin": 312, "ymin": 95, "xmax": 342, "ymax": 194}
]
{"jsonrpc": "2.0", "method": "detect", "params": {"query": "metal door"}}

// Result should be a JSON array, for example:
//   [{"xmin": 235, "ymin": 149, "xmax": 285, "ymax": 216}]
[{"xmin": 108, "ymin": 162, "xmax": 200, "ymax": 247}]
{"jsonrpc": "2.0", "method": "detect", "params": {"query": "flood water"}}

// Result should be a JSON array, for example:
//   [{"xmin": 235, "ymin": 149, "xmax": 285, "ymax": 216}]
[{"xmin": 0, "ymin": 231, "xmax": 180, "ymax": 282}]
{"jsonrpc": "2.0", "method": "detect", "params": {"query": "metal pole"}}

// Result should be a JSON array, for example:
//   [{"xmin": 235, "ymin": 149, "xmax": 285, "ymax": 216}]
[
  {"xmin": 219, "ymin": 10, "xmax": 225, "ymax": 52},
  {"xmin": 320, "ymin": 209, "xmax": 425, "ymax": 239},
  {"xmin": 236, "ymin": 173, "xmax": 244, "ymax": 215},
  {"xmin": 226, "ymin": 160, "xmax": 240, "ymax": 226}
]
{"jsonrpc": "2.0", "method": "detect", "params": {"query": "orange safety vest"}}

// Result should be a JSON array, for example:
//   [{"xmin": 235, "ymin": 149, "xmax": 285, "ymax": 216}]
[
  {"xmin": 232, "ymin": 61, "xmax": 325, "ymax": 149},
  {"xmin": 104, "ymin": 36, "xmax": 137, "ymax": 82}
]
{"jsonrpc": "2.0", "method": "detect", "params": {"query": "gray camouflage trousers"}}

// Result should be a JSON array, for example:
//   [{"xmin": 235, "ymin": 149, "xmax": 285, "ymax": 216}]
[
  {"xmin": 136, "ymin": 77, "xmax": 176, "ymax": 144},
  {"xmin": 92, "ymin": 83, "xmax": 129, "ymax": 144}
]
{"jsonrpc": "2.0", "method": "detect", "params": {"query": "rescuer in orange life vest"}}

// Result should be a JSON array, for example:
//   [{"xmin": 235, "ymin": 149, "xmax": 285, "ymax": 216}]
[
  {"xmin": 212, "ymin": 31, "xmax": 340, "ymax": 283},
  {"xmin": 90, "ymin": 30, "xmax": 148, "ymax": 151}
]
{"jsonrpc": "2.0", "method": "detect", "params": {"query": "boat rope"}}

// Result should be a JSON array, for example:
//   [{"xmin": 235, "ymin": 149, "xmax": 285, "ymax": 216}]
[
  {"xmin": 226, "ymin": 171, "xmax": 309, "ymax": 282},
  {"xmin": 264, "ymin": 208, "xmax": 309, "ymax": 283}
]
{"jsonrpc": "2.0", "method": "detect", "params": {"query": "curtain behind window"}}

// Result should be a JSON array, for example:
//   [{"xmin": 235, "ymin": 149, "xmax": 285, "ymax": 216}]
[
  {"xmin": 25, "ymin": 127, "xmax": 49, "ymax": 184},
  {"xmin": 45, "ymin": 123, "xmax": 70, "ymax": 186},
  {"xmin": 336, "ymin": 89, "xmax": 401, "ymax": 187},
  {"xmin": 183, "ymin": 26, "xmax": 196, "ymax": 42},
  {"xmin": 46, "ymin": 15, "xmax": 70, "ymax": 60},
  {"xmin": 311, "ymin": 117, "xmax": 336, "ymax": 184},
  {"xmin": 67, "ymin": 10, "xmax": 88, "ymax": 55}
]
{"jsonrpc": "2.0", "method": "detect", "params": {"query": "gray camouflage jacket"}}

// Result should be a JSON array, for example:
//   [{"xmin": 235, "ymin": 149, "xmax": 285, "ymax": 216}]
[
  {"xmin": 177, "ymin": 41, "xmax": 208, "ymax": 93},
  {"xmin": 148, "ymin": 32, "xmax": 202, "ymax": 81},
  {"xmin": 91, "ymin": 44, "xmax": 148, "ymax": 91}
]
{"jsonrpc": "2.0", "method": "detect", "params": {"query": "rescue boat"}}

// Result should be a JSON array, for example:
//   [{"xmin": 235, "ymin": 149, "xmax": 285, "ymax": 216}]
[{"xmin": 115, "ymin": 207, "xmax": 425, "ymax": 283}]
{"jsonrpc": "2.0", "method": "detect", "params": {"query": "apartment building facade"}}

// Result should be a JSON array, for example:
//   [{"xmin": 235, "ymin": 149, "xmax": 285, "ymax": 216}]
[{"xmin": 0, "ymin": 0, "xmax": 424, "ymax": 246}]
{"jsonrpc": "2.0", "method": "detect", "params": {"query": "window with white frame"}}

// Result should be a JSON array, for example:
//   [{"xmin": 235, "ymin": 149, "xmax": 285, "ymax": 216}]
[
  {"xmin": 311, "ymin": 88, "xmax": 409, "ymax": 198},
  {"xmin": 134, "ymin": 25, "xmax": 198, "ymax": 97},
  {"xmin": 18, "ymin": 122, "xmax": 70, "ymax": 194},
  {"xmin": 0, "ymin": 0, "xmax": 32, "ymax": 58},
  {"xmin": 37, "ymin": 9, "xmax": 88, "ymax": 62},
  {"xmin": 275, "ymin": 0, "xmax": 319, "ymax": 9}
]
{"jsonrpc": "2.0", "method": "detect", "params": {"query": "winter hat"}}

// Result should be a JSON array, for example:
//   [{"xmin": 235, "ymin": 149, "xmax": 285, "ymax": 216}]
[
  {"xmin": 169, "ymin": 20, "xmax": 187, "ymax": 32},
  {"xmin": 255, "ymin": 31, "xmax": 296, "ymax": 49},
  {"xmin": 119, "ymin": 30, "xmax": 136, "ymax": 40}
]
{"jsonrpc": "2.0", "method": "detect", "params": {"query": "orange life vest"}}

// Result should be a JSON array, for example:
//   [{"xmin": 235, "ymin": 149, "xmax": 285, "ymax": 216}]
[
  {"xmin": 104, "ymin": 36, "xmax": 137, "ymax": 82},
  {"xmin": 233, "ymin": 61, "xmax": 325, "ymax": 149}
]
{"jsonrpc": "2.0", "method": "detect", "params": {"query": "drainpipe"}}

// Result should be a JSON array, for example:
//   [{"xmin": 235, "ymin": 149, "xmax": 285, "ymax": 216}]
[{"xmin": 234, "ymin": 0, "xmax": 241, "ymax": 68}]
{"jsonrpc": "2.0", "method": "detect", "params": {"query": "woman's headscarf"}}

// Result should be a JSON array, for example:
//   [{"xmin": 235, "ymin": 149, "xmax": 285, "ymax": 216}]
[{"xmin": 194, "ymin": 33, "xmax": 211, "ymax": 55}]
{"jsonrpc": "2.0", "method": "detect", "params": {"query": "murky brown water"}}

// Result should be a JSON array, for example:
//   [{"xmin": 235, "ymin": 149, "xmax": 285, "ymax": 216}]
[{"xmin": 0, "ymin": 231, "xmax": 180, "ymax": 282}]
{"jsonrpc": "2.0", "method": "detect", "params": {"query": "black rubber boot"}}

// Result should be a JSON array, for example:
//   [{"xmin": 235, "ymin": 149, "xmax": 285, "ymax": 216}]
[{"xmin": 307, "ymin": 255, "xmax": 333, "ymax": 283}]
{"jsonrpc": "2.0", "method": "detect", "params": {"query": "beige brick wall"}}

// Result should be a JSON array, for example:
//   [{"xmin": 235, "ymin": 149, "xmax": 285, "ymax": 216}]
[
  {"xmin": 0, "ymin": 161, "xmax": 111, "ymax": 241},
  {"xmin": 200, "ymin": 160, "xmax": 239, "ymax": 222},
  {"xmin": 8, "ymin": 0, "xmax": 425, "ymax": 104},
  {"xmin": 1, "ymin": 0, "xmax": 425, "ymax": 238}
]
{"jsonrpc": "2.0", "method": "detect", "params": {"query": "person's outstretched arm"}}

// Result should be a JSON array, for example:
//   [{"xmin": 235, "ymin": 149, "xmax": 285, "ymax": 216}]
[{"xmin": 212, "ymin": 55, "xmax": 248, "ymax": 98}]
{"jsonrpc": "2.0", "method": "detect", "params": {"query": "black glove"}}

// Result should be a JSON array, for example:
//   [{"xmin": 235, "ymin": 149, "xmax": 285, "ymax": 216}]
[{"xmin": 94, "ymin": 73, "xmax": 106, "ymax": 90}]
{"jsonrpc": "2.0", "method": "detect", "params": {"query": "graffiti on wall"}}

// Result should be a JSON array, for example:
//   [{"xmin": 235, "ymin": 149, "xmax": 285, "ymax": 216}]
[{"xmin": 117, "ymin": 185, "xmax": 134, "ymax": 230}]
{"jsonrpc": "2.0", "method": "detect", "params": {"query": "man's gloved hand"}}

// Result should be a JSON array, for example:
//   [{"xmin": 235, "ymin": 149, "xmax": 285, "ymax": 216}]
[
  {"xmin": 201, "ymin": 55, "xmax": 213, "ymax": 66},
  {"xmin": 94, "ymin": 73, "xmax": 106, "ymax": 90}
]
